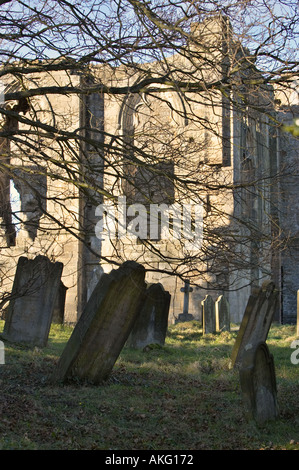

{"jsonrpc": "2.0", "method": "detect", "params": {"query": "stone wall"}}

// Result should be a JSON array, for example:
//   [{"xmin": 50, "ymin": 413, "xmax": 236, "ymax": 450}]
[
  {"xmin": 0, "ymin": 21, "xmax": 297, "ymax": 325},
  {"xmin": 275, "ymin": 86, "xmax": 299, "ymax": 323}
]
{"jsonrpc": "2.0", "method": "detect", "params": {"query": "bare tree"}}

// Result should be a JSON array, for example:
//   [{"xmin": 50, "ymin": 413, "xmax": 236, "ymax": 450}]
[{"xmin": 0, "ymin": 0, "xmax": 298, "ymax": 319}]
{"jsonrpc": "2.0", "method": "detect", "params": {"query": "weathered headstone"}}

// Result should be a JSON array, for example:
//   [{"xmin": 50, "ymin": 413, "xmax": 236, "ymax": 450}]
[
  {"xmin": 239, "ymin": 341, "xmax": 278, "ymax": 425},
  {"xmin": 0, "ymin": 340, "xmax": 4, "ymax": 364},
  {"xmin": 202, "ymin": 294, "xmax": 216, "ymax": 334},
  {"xmin": 230, "ymin": 281, "xmax": 278, "ymax": 369},
  {"xmin": 176, "ymin": 280, "xmax": 194, "ymax": 323},
  {"xmin": 52, "ymin": 281, "xmax": 67, "ymax": 324},
  {"xmin": 51, "ymin": 261, "xmax": 146, "ymax": 384},
  {"xmin": 215, "ymin": 295, "xmax": 230, "ymax": 332},
  {"xmin": 1, "ymin": 255, "xmax": 63, "ymax": 347},
  {"xmin": 127, "ymin": 283, "xmax": 171, "ymax": 349},
  {"xmin": 297, "ymin": 290, "xmax": 299, "ymax": 337}
]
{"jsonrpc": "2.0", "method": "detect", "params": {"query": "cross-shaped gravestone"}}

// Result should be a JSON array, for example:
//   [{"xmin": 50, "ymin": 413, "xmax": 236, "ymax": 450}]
[{"xmin": 176, "ymin": 280, "xmax": 194, "ymax": 323}]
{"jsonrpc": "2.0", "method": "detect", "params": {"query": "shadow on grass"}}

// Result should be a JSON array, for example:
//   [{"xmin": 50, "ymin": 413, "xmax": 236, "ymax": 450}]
[{"xmin": 1, "ymin": 321, "xmax": 299, "ymax": 450}]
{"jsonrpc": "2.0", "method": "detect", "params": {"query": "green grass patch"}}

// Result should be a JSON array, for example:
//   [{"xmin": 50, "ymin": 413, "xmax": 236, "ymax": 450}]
[{"xmin": 0, "ymin": 320, "xmax": 299, "ymax": 450}]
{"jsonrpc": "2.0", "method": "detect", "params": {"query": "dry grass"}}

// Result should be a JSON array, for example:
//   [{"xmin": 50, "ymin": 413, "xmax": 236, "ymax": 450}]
[{"xmin": 0, "ymin": 320, "xmax": 299, "ymax": 450}]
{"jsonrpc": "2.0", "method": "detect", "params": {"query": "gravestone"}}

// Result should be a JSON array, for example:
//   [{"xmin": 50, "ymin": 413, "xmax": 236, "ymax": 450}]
[
  {"xmin": 52, "ymin": 281, "xmax": 67, "ymax": 324},
  {"xmin": 215, "ymin": 295, "xmax": 230, "ymax": 332},
  {"xmin": 51, "ymin": 261, "xmax": 146, "ymax": 384},
  {"xmin": 127, "ymin": 283, "xmax": 171, "ymax": 349},
  {"xmin": 1, "ymin": 255, "xmax": 63, "ymax": 347},
  {"xmin": 202, "ymin": 294, "xmax": 216, "ymax": 334},
  {"xmin": 239, "ymin": 341, "xmax": 278, "ymax": 425},
  {"xmin": 230, "ymin": 281, "xmax": 278, "ymax": 369},
  {"xmin": 0, "ymin": 340, "xmax": 4, "ymax": 364},
  {"xmin": 176, "ymin": 280, "xmax": 194, "ymax": 323}
]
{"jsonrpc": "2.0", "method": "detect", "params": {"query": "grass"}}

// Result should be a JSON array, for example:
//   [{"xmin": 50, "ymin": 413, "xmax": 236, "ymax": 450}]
[{"xmin": 0, "ymin": 319, "xmax": 299, "ymax": 450}]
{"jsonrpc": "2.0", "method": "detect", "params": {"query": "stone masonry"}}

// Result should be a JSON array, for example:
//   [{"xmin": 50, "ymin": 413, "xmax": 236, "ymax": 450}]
[{"xmin": 0, "ymin": 17, "xmax": 297, "ymax": 325}]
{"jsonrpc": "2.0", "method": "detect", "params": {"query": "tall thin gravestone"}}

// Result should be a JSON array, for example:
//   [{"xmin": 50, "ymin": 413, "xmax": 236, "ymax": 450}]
[
  {"xmin": 239, "ymin": 341, "xmax": 278, "ymax": 425},
  {"xmin": 202, "ymin": 294, "xmax": 216, "ymax": 334},
  {"xmin": 0, "ymin": 340, "xmax": 4, "ymax": 364},
  {"xmin": 127, "ymin": 283, "xmax": 171, "ymax": 349},
  {"xmin": 1, "ymin": 255, "xmax": 63, "ymax": 347},
  {"xmin": 215, "ymin": 295, "xmax": 230, "ymax": 332},
  {"xmin": 230, "ymin": 281, "xmax": 278, "ymax": 369},
  {"xmin": 52, "ymin": 281, "xmax": 67, "ymax": 324},
  {"xmin": 51, "ymin": 261, "xmax": 146, "ymax": 384}
]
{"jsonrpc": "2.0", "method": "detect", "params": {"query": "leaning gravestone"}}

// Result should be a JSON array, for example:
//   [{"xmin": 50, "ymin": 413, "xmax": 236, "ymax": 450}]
[
  {"xmin": 51, "ymin": 261, "xmax": 146, "ymax": 384},
  {"xmin": 230, "ymin": 281, "xmax": 278, "ymax": 369},
  {"xmin": 202, "ymin": 294, "xmax": 216, "ymax": 334},
  {"xmin": 127, "ymin": 283, "xmax": 171, "ymax": 349},
  {"xmin": 239, "ymin": 341, "xmax": 278, "ymax": 425},
  {"xmin": 215, "ymin": 295, "xmax": 230, "ymax": 332},
  {"xmin": 1, "ymin": 256, "xmax": 63, "ymax": 347}
]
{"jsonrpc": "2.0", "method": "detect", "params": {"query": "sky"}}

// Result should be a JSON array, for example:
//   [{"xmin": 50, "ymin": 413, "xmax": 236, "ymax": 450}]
[{"xmin": 1, "ymin": 0, "xmax": 297, "ymax": 66}]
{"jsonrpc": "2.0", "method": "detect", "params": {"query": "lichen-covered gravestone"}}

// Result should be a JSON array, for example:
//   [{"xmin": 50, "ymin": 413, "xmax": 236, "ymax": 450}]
[
  {"xmin": 239, "ymin": 341, "xmax": 278, "ymax": 425},
  {"xmin": 127, "ymin": 283, "xmax": 171, "ymax": 349},
  {"xmin": 230, "ymin": 281, "xmax": 278, "ymax": 368},
  {"xmin": 51, "ymin": 261, "xmax": 146, "ymax": 384},
  {"xmin": 202, "ymin": 294, "xmax": 216, "ymax": 334},
  {"xmin": 2, "ymin": 255, "xmax": 63, "ymax": 347}
]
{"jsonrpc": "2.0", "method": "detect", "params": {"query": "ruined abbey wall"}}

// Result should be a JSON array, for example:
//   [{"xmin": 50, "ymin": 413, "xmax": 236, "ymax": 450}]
[{"xmin": 0, "ymin": 19, "xmax": 298, "ymax": 325}]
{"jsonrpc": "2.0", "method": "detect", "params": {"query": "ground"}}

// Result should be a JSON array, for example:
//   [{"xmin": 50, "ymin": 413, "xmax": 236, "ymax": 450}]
[{"xmin": 0, "ymin": 320, "xmax": 299, "ymax": 450}]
